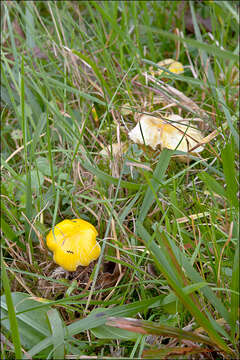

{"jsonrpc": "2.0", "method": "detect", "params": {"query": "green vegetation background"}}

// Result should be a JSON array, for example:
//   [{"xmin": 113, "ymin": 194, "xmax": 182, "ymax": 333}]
[{"xmin": 1, "ymin": 1, "xmax": 239, "ymax": 359}]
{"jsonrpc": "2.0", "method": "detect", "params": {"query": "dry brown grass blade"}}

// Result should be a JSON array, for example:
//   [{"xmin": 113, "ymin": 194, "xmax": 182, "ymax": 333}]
[
  {"xmin": 189, "ymin": 122, "xmax": 228, "ymax": 153},
  {"xmin": 176, "ymin": 211, "xmax": 215, "ymax": 224},
  {"xmin": 142, "ymin": 346, "xmax": 213, "ymax": 359},
  {"xmin": 106, "ymin": 317, "xmax": 215, "ymax": 346},
  {"xmin": 132, "ymin": 78, "xmax": 209, "ymax": 122},
  {"xmin": 3, "ymin": 260, "xmax": 35, "ymax": 297},
  {"xmin": 150, "ymin": 76, "xmax": 209, "ymax": 120}
]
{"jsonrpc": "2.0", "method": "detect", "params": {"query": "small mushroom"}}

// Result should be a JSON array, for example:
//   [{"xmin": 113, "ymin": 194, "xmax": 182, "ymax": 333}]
[
  {"xmin": 46, "ymin": 219, "xmax": 101, "ymax": 271},
  {"xmin": 149, "ymin": 59, "xmax": 184, "ymax": 77},
  {"xmin": 128, "ymin": 114, "xmax": 204, "ymax": 154}
]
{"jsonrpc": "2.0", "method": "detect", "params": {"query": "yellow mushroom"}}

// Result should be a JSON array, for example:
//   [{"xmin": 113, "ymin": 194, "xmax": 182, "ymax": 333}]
[
  {"xmin": 168, "ymin": 61, "xmax": 184, "ymax": 75},
  {"xmin": 150, "ymin": 59, "xmax": 184, "ymax": 77},
  {"xmin": 128, "ymin": 114, "xmax": 204, "ymax": 154},
  {"xmin": 46, "ymin": 219, "xmax": 101, "ymax": 272}
]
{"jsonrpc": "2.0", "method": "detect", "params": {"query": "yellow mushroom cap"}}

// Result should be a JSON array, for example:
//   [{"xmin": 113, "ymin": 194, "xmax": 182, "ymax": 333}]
[
  {"xmin": 128, "ymin": 114, "xmax": 204, "ymax": 153},
  {"xmin": 168, "ymin": 61, "xmax": 184, "ymax": 75},
  {"xmin": 46, "ymin": 219, "xmax": 101, "ymax": 271},
  {"xmin": 150, "ymin": 59, "xmax": 184, "ymax": 77}
]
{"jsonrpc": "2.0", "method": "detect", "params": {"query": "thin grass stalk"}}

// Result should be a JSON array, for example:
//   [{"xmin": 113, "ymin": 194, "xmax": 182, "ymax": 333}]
[
  {"xmin": 46, "ymin": 107, "xmax": 56, "ymax": 201},
  {"xmin": 1, "ymin": 256, "xmax": 23, "ymax": 359},
  {"xmin": 20, "ymin": 56, "xmax": 33, "ymax": 249}
]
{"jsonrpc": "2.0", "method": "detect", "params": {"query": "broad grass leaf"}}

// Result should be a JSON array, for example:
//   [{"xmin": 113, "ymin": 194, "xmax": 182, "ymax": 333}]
[
  {"xmin": 1, "ymin": 292, "xmax": 51, "ymax": 354},
  {"xmin": 26, "ymin": 296, "xmax": 162, "ymax": 357},
  {"xmin": 221, "ymin": 142, "xmax": 239, "ymax": 208}
]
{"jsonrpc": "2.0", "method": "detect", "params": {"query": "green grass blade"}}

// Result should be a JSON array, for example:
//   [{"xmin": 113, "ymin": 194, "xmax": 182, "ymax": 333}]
[
  {"xmin": 140, "ymin": 26, "xmax": 238, "ymax": 62},
  {"xmin": 33, "ymin": 75, "xmax": 106, "ymax": 106},
  {"xmin": 1, "ymin": 292, "xmax": 52, "ymax": 338},
  {"xmin": 47, "ymin": 309, "xmax": 65, "ymax": 359},
  {"xmin": 26, "ymin": 296, "xmax": 162, "ymax": 357},
  {"xmin": 20, "ymin": 56, "xmax": 32, "ymax": 244},
  {"xmin": 221, "ymin": 142, "xmax": 239, "ymax": 208},
  {"xmin": 1, "ymin": 218, "xmax": 18, "ymax": 242},
  {"xmin": 216, "ymin": 89, "xmax": 239, "ymax": 150},
  {"xmin": 90, "ymin": 1, "xmax": 140, "ymax": 57},
  {"xmin": 189, "ymin": 2, "xmax": 216, "ymax": 87},
  {"xmin": 25, "ymin": 2, "xmax": 35, "ymax": 49},
  {"xmin": 82, "ymin": 159, "xmax": 144, "ymax": 190},
  {"xmin": 46, "ymin": 108, "xmax": 56, "ymax": 200},
  {"xmin": 1, "ymin": 257, "xmax": 23, "ymax": 359},
  {"xmin": 164, "ymin": 231, "xmax": 231, "ymax": 324},
  {"xmin": 1, "ymin": 60, "xmax": 20, "ymax": 119},
  {"xmin": 138, "ymin": 149, "xmax": 172, "ymax": 223},
  {"xmin": 106, "ymin": 317, "xmax": 215, "ymax": 346},
  {"xmin": 198, "ymin": 172, "xmax": 226, "ymax": 199},
  {"xmin": 217, "ymin": 1, "xmax": 239, "ymax": 24},
  {"xmin": 136, "ymin": 222, "xmax": 232, "ymax": 355},
  {"xmin": 72, "ymin": 49, "xmax": 111, "ymax": 98},
  {"xmin": 4, "ymin": 4, "xmax": 19, "ymax": 69},
  {"xmin": 135, "ymin": 223, "xmax": 186, "ymax": 286},
  {"xmin": 119, "ymin": 193, "xmax": 141, "ymax": 224},
  {"xmin": 230, "ymin": 239, "xmax": 239, "ymax": 340}
]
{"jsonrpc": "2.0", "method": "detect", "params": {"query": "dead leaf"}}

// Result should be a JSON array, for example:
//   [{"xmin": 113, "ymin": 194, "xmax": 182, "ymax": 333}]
[{"xmin": 96, "ymin": 261, "xmax": 120, "ymax": 289}]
